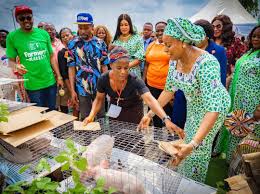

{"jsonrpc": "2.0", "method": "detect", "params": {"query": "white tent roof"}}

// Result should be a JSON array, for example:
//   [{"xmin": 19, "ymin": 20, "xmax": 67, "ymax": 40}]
[{"xmin": 190, "ymin": 0, "xmax": 257, "ymax": 24}]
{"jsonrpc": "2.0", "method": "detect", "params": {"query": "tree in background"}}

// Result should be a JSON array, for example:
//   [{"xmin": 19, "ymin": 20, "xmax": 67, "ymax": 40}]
[{"xmin": 239, "ymin": 0, "xmax": 259, "ymax": 19}]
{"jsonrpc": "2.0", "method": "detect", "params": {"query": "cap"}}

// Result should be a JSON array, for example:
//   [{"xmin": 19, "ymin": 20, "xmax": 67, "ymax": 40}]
[
  {"xmin": 74, "ymin": 13, "xmax": 93, "ymax": 24},
  {"xmin": 15, "ymin": 5, "xmax": 33, "ymax": 18}
]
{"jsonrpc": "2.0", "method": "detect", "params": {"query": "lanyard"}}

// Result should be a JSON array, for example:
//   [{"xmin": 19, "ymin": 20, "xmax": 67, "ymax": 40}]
[
  {"xmin": 115, "ymin": 80, "xmax": 126, "ymax": 106},
  {"xmin": 110, "ymin": 72, "xmax": 127, "ymax": 105}
]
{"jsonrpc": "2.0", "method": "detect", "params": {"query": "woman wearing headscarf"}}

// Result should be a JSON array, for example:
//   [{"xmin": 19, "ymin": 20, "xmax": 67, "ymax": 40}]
[
  {"xmin": 139, "ymin": 18, "xmax": 230, "ymax": 183},
  {"xmin": 170, "ymin": 19, "xmax": 228, "ymax": 130},
  {"xmin": 215, "ymin": 25, "xmax": 260, "ymax": 162},
  {"xmin": 83, "ymin": 46, "xmax": 184, "ymax": 138},
  {"xmin": 112, "ymin": 14, "xmax": 144, "ymax": 79}
]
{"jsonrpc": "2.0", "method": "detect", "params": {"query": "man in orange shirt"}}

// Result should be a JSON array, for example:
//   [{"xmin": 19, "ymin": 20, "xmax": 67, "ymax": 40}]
[{"xmin": 143, "ymin": 21, "xmax": 172, "ymax": 128}]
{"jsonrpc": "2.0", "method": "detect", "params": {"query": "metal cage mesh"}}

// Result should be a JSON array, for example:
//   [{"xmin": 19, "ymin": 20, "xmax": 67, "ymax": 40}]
[{"xmin": 0, "ymin": 118, "xmax": 216, "ymax": 194}]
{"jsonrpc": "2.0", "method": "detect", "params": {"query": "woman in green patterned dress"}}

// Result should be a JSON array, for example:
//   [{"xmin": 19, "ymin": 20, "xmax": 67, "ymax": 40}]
[
  {"xmin": 112, "ymin": 14, "xmax": 144, "ymax": 78},
  {"xmin": 218, "ymin": 25, "xmax": 260, "ymax": 162},
  {"xmin": 139, "ymin": 18, "xmax": 231, "ymax": 183}
]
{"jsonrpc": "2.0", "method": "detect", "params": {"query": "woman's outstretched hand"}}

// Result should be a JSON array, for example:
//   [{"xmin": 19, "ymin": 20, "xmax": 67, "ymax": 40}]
[
  {"xmin": 137, "ymin": 115, "xmax": 151, "ymax": 132},
  {"xmin": 83, "ymin": 115, "xmax": 94, "ymax": 125},
  {"xmin": 165, "ymin": 119, "xmax": 185, "ymax": 139},
  {"xmin": 172, "ymin": 143, "xmax": 193, "ymax": 166}
]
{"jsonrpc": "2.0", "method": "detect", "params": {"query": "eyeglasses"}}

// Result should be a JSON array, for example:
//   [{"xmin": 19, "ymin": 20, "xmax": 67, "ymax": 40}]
[
  {"xmin": 212, "ymin": 24, "xmax": 222, "ymax": 29},
  {"xmin": 18, "ymin": 15, "xmax": 32, "ymax": 22}
]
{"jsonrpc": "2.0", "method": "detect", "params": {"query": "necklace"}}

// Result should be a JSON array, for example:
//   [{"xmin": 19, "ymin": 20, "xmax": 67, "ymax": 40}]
[{"xmin": 119, "ymin": 34, "xmax": 131, "ymax": 42}]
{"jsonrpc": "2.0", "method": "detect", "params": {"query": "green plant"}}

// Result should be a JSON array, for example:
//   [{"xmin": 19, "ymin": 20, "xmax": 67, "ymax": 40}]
[
  {"xmin": 0, "ymin": 103, "xmax": 9, "ymax": 123},
  {"xmin": 216, "ymin": 181, "xmax": 231, "ymax": 194},
  {"xmin": 3, "ymin": 139, "xmax": 116, "ymax": 194}
]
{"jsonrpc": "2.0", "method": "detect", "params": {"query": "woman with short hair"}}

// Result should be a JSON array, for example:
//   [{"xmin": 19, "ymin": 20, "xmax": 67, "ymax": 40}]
[{"xmin": 143, "ymin": 21, "xmax": 172, "ymax": 128}]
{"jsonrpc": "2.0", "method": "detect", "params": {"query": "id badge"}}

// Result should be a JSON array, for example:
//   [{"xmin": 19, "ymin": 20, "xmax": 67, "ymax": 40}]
[{"xmin": 106, "ymin": 104, "xmax": 122, "ymax": 118}]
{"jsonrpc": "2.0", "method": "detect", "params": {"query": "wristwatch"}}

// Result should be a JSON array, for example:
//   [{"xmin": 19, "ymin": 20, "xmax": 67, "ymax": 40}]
[
  {"xmin": 162, "ymin": 115, "xmax": 171, "ymax": 124},
  {"xmin": 190, "ymin": 140, "xmax": 200, "ymax": 150}
]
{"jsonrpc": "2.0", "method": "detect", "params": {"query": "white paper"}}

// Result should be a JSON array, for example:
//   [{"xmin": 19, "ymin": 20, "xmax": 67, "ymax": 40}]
[{"xmin": 106, "ymin": 104, "xmax": 122, "ymax": 118}]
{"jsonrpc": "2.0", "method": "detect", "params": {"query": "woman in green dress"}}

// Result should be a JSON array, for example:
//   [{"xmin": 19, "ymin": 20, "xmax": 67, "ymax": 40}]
[
  {"xmin": 139, "ymin": 18, "xmax": 231, "ymax": 183},
  {"xmin": 112, "ymin": 14, "xmax": 144, "ymax": 79},
  {"xmin": 217, "ymin": 25, "xmax": 260, "ymax": 162}
]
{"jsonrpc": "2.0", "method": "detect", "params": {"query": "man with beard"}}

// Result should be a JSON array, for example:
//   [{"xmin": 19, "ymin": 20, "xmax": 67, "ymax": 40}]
[
  {"xmin": 6, "ymin": 5, "xmax": 63, "ymax": 110},
  {"xmin": 68, "ymin": 13, "xmax": 109, "ymax": 120}
]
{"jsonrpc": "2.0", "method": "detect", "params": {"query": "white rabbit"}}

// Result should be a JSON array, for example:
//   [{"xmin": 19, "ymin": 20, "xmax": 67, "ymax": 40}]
[{"xmin": 82, "ymin": 135, "xmax": 114, "ymax": 167}]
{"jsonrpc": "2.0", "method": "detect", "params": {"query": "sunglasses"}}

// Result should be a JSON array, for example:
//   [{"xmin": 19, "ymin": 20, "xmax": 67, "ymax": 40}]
[
  {"xmin": 18, "ymin": 15, "xmax": 32, "ymax": 22},
  {"xmin": 212, "ymin": 24, "xmax": 222, "ymax": 29}
]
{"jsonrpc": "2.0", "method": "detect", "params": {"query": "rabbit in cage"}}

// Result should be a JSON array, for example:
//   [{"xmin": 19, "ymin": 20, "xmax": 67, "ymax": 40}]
[
  {"xmin": 81, "ymin": 160, "xmax": 147, "ymax": 194},
  {"xmin": 82, "ymin": 135, "xmax": 114, "ymax": 167}
]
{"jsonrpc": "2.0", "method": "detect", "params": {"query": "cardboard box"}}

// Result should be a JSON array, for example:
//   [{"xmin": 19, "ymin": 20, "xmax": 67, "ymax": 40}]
[
  {"xmin": 225, "ymin": 175, "xmax": 253, "ymax": 194},
  {"xmin": 0, "ymin": 110, "xmax": 47, "ymax": 134},
  {"xmin": 0, "ymin": 111, "xmax": 76, "ymax": 147}
]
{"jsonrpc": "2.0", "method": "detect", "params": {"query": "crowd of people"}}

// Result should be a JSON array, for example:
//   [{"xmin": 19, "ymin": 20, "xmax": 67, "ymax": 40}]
[{"xmin": 0, "ymin": 4, "xmax": 259, "ymax": 184}]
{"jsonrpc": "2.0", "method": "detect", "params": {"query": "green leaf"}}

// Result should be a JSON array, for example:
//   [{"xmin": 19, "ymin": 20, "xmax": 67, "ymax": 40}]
[
  {"xmin": 61, "ymin": 162, "xmax": 70, "ymax": 171},
  {"xmin": 0, "ymin": 103, "xmax": 9, "ymax": 123},
  {"xmin": 0, "ymin": 117, "xmax": 8, "ymax": 122},
  {"xmin": 55, "ymin": 155, "xmax": 70, "ymax": 163},
  {"xmin": 216, "ymin": 181, "xmax": 224, "ymax": 188},
  {"xmin": 19, "ymin": 165, "xmax": 30, "ymax": 174},
  {"xmin": 45, "ymin": 182, "xmax": 59, "ymax": 191},
  {"xmin": 80, "ymin": 146, "xmax": 87, "ymax": 153},
  {"xmin": 108, "ymin": 187, "xmax": 117, "ymax": 194},
  {"xmin": 96, "ymin": 177, "xmax": 105, "ymax": 188},
  {"xmin": 3, "ymin": 184, "xmax": 24, "ymax": 193},
  {"xmin": 73, "ymin": 157, "xmax": 87, "ymax": 171},
  {"xmin": 36, "ymin": 158, "xmax": 51, "ymax": 173},
  {"xmin": 69, "ymin": 183, "xmax": 87, "ymax": 193},
  {"xmin": 65, "ymin": 139, "xmax": 75, "ymax": 150},
  {"xmin": 35, "ymin": 177, "xmax": 51, "ymax": 189},
  {"xmin": 92, "ymin": 187, "xmax": 104, "ymax": 193},
  {"xmin": 72, "ymin": 169, "xmax": 80, "ymax": 184}
]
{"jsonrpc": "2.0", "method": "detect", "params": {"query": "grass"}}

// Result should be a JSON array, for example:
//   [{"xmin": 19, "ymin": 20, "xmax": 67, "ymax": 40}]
[{"xmin": 205, "ymin": 155, "xmax": 229, "ymax": 188}]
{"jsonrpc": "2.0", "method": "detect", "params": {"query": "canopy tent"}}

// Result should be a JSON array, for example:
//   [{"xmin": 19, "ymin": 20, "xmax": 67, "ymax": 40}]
[{"xmin": 190, "ymin": 0, "xmax": 257, "ymax": 35}]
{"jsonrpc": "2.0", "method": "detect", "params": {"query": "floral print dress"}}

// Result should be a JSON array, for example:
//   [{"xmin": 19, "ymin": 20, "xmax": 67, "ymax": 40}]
[
  {"xmin": 165, "ymin": 53, "xmax": 230, "ymax": 183},
  {"xmin": 113, "ymin": 34, "xmax": 144, "ymax": 78}
]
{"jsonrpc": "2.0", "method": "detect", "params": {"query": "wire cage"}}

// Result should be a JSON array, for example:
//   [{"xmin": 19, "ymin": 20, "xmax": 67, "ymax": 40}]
[
  {"xmin": 0, "ymin": 118, "xmax": 216, "ymax": 194},
  {"xmin": 0, "ymin": 99, "xmax": 35, "ymax": 112}
]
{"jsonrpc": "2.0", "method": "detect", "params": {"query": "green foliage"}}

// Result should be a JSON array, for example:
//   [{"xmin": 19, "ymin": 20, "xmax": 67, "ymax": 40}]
[
  {"xmin": 239, "ymin": 0, "xmax": 259, "ymax": 18},
  {"xmin": 0, "ymin": 103, "xmax": 9, "ymax": 123},
  {"xmin": 216, "ymin": 181, "xmax": 231, "ymax": 194},
  {"xmin": 3, "ymin": 139, "xmax": 117, "ymax": 194},
  {"xmin": 35, "ymin": 158, "xmax": 51, "ymax": 173},
  {"xmin": 18, "ymin": 165, "xmax": 30, "ymax": 174}
]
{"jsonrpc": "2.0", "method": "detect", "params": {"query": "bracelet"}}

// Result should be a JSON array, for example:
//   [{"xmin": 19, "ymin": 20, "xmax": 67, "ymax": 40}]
[
  {"xmin": 162, "ymin": 115, "xmax": 171, "ymax": 124},
  {"xmin": 57, "ymin": 76, "xmax": 63, "ymax": 80},
  {"xmin": 190, "ymin": 140, "xmax": 200, "ymax": 150}
]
